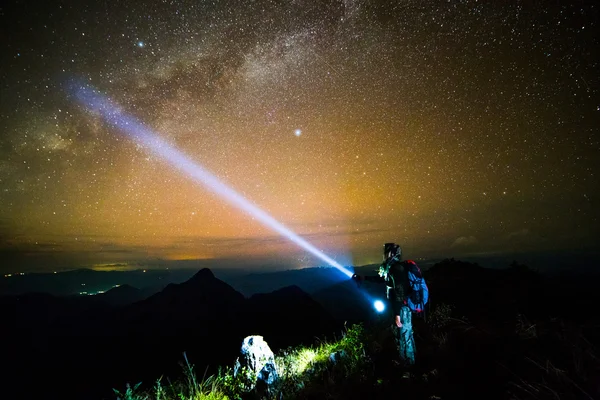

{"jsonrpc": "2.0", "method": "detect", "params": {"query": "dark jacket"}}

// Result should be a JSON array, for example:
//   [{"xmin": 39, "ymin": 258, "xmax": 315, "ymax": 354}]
[{"xmin": 366, "ymin": 258, "xmax": 410, "ymax": 315}]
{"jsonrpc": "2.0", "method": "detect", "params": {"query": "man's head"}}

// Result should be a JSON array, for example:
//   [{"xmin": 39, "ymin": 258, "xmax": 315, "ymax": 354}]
[
  {"xmin": 378, "ymin": 242, "xmax": 402, "ymax": 279},
  {"xmin": 383, "ymin": 242, "xmax": 401, "ymax": 262}
]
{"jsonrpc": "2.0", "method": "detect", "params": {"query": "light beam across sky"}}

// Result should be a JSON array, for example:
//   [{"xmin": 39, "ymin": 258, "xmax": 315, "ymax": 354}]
[
  {"xmin": 70, "ymin": 82, "xmax": 354, "ymax": 278},
  {"xmin": 0, "ymin": 1, "xmax": 598, "ymax": 273}
]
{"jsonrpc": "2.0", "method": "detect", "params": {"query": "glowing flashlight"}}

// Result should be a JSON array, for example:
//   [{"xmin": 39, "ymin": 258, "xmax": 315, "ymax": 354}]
[
  {"xmin": 373, "ymin": 300, "xmax": 385, "ymax": 313},
  {"xmin": 69, "ymin": 82, "xmax": 354, "ymax": 278}
]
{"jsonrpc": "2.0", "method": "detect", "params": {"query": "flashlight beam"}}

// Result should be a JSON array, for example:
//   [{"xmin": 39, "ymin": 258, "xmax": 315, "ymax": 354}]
[{"xmin": 70, "ymin": 82, "xmax": 353, "ymax": 278}]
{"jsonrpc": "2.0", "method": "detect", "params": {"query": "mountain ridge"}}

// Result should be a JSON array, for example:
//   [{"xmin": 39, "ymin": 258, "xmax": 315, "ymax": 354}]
[{"xmin": 0, "ymin": 267, "xmax": 340, "ymax": 400}]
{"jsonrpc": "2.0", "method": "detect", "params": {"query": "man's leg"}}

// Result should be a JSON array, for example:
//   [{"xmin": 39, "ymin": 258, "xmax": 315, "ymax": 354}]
[{"xmin": 397, "ymin": 306, "xmax": 416, "ymax": 365}]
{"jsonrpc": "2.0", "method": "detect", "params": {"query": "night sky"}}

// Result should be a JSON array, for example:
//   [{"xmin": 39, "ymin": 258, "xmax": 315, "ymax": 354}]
[{"xmin": 1, "ymin": 0, "xmax": 598, "ymax": 273}]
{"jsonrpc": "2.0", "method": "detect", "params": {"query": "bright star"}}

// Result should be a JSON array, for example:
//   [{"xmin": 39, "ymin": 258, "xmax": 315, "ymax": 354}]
[
  {"xmin": 294, "ymin": 129, "xmax": 302, "ymax": 136},
  {"xmin": 137, "ymin": 41, "xmax": 145, "ymax": 48}
]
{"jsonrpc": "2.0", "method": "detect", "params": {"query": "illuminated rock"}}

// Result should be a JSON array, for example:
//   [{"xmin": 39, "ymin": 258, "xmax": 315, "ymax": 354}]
[
  {"xmin": 233, "ymin": 335, "xmax": 278, "ymax": 393},
  {"xmin": 328, "ymin": 349, "xmax": 347, "ymax": 365}
]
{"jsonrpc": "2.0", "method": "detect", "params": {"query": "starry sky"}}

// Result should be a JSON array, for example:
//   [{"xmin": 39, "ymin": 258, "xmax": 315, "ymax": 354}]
[{"xmin": 1, "ymin": 0, "xmax": 598, "ymax": 273}]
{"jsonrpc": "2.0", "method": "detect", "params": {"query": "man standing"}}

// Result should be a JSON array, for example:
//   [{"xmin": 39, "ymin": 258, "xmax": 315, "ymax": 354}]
[{"xmin": 353, "ymin": 242, "xmax": 420, "ymax": 366}]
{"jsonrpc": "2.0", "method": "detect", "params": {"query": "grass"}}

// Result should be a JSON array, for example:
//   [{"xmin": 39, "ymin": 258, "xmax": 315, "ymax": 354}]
[
  {"xmin": 112, "ymin": 324, "xmax": 369, "ymax": 400},
  {"xmin": 112, "ymin": 304, "xmax": 600, "ymax": 400}
]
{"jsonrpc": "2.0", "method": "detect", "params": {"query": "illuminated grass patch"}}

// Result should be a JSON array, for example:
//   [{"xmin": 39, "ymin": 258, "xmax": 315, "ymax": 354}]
[{"xmin": 112, "ymin": 324, "xmax": 368, "ymax": 400}]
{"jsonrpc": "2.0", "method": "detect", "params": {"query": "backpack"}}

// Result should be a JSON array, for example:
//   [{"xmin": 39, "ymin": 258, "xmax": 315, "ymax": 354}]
[{"xmin": 403, "ymin": 260, "xmax": 429, "ymax": 314}]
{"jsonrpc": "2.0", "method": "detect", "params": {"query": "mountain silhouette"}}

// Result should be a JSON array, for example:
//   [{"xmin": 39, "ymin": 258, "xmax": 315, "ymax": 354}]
[
  {"xmin": 312, "ymin": 279, "xmax": 377, "ymax": 324},
  {"xmin": 0, "ymin": 268, "xmax": 339, "ymax": 400},
  {"xmin": 122, "ymin": 267, "xmax": 246, "ymax": 325},
  {"xmin": 246, "ymin": 284, "xmax": 339, "ymax": 349},
  {"xmin": 225, "ymin": 266, "xmax": 351, "ymax": 296},
  {"xmin": 0, "ymin": 268, "xmax": 195, "ymax": 297},
  {"xmin": 97, "ymin": 283, "xmax": 144, "ymax": 306}
]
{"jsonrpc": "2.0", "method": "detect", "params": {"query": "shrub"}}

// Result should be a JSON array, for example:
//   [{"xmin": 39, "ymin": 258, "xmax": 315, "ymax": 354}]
[{"xmin": 427, "ymin": 303, "xmax": 454, "ymax": 330}]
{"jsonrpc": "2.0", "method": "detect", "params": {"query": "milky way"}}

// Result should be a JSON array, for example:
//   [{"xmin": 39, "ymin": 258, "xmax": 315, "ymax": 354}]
[{"xmin": 1, "ymin": 0, "xmax": 598, "ymax": 272}]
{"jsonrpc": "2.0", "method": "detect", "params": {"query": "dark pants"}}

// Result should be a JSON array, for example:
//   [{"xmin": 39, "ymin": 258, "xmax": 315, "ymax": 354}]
[{"xmin": 394, "ymin": 305, "xmax": 416, "ymax": 365}]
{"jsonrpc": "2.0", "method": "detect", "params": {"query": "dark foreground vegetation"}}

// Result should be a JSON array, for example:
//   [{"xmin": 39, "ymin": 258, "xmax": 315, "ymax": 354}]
[
  {"xmin": 113, "ymin": 313, "xmax": 599, "ymax": 400},
  {"xmin": 111, "ymin": 259, "xmax": 600, "ymax": 400},
  {"xmin": 2, "ymin": 258, "xmax": 599, "ymax": 399}
]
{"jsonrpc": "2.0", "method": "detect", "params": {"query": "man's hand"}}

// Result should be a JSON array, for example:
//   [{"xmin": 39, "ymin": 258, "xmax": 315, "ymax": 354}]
[{"xmin": 395, "ymin": 315, "xmax": 402, "ymax": 328}]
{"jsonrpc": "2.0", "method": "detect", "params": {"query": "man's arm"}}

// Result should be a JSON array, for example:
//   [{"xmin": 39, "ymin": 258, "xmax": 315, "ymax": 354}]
[
  {"xmin": 364, "ymin": 275, "xmax": 386, "ymax": 283},
  {"xmin": 352, "ymin": 273, "xmax": 385, "ymax": 284},
  {"xmin": 394, "ymin": 314, "xmax": 402, "ymax": 328}
]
